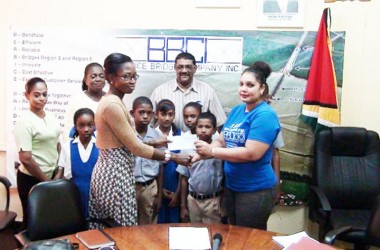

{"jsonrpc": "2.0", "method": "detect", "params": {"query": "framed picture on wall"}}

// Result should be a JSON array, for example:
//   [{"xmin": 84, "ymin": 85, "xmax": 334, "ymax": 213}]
[{"xmin": 256, "ymin": 0, "xmax": 305, "ymax": 28}]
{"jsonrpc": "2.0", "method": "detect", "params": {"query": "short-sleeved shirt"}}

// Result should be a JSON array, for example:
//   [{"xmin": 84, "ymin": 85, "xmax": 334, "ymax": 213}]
[
  {"xmin": 177, "ymin": 148, "xmax": 223, "ymax": 195},
  {"xmin": 150, "ymin": 79, "xmax": 227, "ymax": 132},
  {"xmin": 273, "ymin": 130, "xmax": 285, "ymax": 149},
  {"xmin": 58, "ymin": 136, "xmax": 97, "ymax": 179},
  {"xmin": 223, "ymin": 102, "xmax": 280, "ymax": 192},
  {"xmin": 14, "ymin": 110, "xmax": 61, "ymax": 177},
  {"xmin": 134, "ymin": 126, "xmax": 162, "ymax": 182}
]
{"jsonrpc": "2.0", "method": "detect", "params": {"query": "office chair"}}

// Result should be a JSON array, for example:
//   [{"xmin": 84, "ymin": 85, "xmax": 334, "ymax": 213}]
[
  {"xmin": 15, "ymin": 179, "xmax": 86, "ymax": 246},
  {"xmin": 0, "ymin": 176, "xmax": 17, "ymax": 231},
  {"xmin": 324, "ymin": 194, "xmax": 380, "ymax": 249},
  {"xmin": 309, "ymin": 127, "xmax": 380, "ymax": 243}
]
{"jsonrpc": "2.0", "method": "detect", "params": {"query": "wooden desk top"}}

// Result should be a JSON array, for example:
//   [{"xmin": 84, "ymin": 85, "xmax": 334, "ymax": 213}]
[{"xmin": 64, "ymin": 223, "xmax": 282, "ymax": 250}]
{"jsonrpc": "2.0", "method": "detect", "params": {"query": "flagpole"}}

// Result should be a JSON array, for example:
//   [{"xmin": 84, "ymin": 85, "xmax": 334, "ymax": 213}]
[{"xmin": 271, "ymin": 31, "xmax": 308, "ymax": 98}]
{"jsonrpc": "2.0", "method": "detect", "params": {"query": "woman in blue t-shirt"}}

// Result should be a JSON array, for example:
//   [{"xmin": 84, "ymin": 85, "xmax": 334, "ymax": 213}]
[{"xmin": 193, "ymin": 61, "xmax": 281, "ymax": 230}]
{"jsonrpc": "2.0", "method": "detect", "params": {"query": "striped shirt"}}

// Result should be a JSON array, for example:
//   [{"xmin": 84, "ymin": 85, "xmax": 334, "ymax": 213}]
[{"xmin": 150, "ymin": 79, "xmax": 227, "ymax": 132}]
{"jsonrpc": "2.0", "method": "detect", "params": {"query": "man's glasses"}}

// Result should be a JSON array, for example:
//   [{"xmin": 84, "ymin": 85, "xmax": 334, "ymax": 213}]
[{"xmin": 117, "ymin": 73, "xmax": 139, "ymax": 81}]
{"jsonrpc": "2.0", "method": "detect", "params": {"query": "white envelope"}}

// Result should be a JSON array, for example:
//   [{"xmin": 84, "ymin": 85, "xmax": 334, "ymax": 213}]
[{"xmin": 168, "ymin": 134, "xmax": 197, "ymax": 151}]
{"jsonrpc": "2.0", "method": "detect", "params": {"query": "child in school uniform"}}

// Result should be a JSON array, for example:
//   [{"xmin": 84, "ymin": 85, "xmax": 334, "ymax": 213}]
[
  {"xmin": 155, "ymin": 99, "xmax": 182, "ymax": 223},
  {"xmin": 183, "ymin": 101, "xmax": 220, "ymax": 141},
  {"xmin": 183, "ymin": 101, "xmax": 202, "ymax": 135},
  {"xmin": 58, "ymin": 108, "xmax": 98, "ymax": 219},
  {"xmin": 177, "ymin": 112, "xmax": 224, "ymax": 224},
  {"xmin": 131, "ymin": 96, "xmax": 165, "ymax": 225}
]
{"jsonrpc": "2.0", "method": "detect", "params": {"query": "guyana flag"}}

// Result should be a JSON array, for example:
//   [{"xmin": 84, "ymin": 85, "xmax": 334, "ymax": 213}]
[{"xmin": 301, "ymin": 8, "xmax": 340, "ymax": 133}]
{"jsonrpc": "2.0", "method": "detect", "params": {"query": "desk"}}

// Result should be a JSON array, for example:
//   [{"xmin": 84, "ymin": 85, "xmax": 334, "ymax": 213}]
[{"xmin": 64, "ymin": 223, "xmax": 282, "ymax": 250}]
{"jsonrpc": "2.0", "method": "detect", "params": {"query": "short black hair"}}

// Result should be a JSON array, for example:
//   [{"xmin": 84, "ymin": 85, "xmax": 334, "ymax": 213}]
[
  {"xmin": 242, "ymin": 61, "xmax": 272, "ymax": 85},
  {"xmin": 197, "ymin": 112, "xmax": 217, "ymax": 128},
  {"xmin": 25, "ymin": 77, "xmax": 46, "ymax": 94},
  {"xmin": 103, "ymin": 53, "xmax": 133, "ymax": 82},
  {"xmin": 183, "ymin": 101, "xmax": 202, "ymax": 113},
  {"xmin": 72, "ymin": 108, "xmax": 95, "ymax": 138},
  {"xmin": 82, "ymin": 62, "xmax": 103, "ymax": 91},
  {"xmin": 175, "ymin": 52, "xmax": 196, "ymax": 66},
  {"xmin": 156, "ymin": 99, "xmax": 175, "ymax": 113},
  {"xmin": 132, "ymin": 96, "xmax": 153, "ymax": 110},
  {"xmin": 73, "ymin": 108, "xmax": 94, "ymax": 125}
]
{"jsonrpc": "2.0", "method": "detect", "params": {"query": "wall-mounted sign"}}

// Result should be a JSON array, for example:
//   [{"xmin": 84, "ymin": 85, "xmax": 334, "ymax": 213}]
[{"xmin": 256, "ymin": 0, "xmax": 305, "ymax": 28}]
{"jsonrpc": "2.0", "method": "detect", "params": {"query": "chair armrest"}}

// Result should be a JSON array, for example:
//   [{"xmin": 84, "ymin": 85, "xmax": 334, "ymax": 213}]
[
  {"xmin": 0, "ymin": 176, "xmax": 12, "ymax": 188},
  {"xmin": 324, "ymin": 226, "xmax": 365, "ymax": 245},
  {"xmin": 15, "ymin": 230, "xmax": 31, "ymax": 247},
  {"xmin": 310, "ymin": 185, "xmax": 332, "ymax": 213},
  {"xmin": 0, "ymin": 176, "xmax": 12, "ymax": 212}
]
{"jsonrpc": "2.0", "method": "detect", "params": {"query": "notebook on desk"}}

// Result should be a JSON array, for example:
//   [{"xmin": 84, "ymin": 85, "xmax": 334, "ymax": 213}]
[{"xmin": 76, "ymin": 229, "xmax": 115, "ymax": 249}]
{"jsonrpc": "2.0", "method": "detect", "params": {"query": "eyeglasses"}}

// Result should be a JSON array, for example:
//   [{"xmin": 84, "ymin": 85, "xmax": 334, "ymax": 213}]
[
  {"xmin": 175, "ymin": 65, "xmax": 195, "ymax": 71},
  {"xmin": 117, "ymin": 73, "xmax": 139, "ymax": 81}
]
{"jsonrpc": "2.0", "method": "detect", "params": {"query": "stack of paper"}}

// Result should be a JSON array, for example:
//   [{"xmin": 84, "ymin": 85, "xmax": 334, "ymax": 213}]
[
  {"xmin": 272, "ymin": 231, "xmax": 335, "ymax": 250},
  {"xmin": 169, "ymin": 227, "xmax": 211, "ymax": 250}
]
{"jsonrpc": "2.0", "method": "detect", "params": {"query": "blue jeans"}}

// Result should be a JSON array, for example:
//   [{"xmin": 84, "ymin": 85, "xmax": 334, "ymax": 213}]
[{"xmin": 224, "ymin": 187, "xmax": 273, "ymax": 230}]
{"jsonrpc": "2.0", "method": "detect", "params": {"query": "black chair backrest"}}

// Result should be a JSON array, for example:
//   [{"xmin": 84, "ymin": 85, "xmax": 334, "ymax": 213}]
[
  {"xmin": 367, "ymin": 194, "xmax": 380, "ymax": 247},
  {"xmin": 27, "ymin": 179, "xmax": 86, "ymax": 241},
  {"xmin": 314, "ymin": 127, "xmax": 380, "ymax": 209}
]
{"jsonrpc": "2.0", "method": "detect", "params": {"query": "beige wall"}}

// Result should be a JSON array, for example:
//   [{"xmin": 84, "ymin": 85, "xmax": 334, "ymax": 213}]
[{"xmin": 1, "ymin": 1, "xmax": 380, "ymax": 171}]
